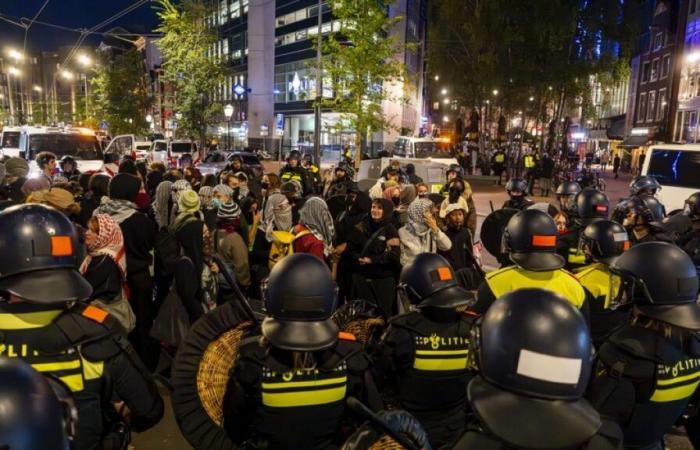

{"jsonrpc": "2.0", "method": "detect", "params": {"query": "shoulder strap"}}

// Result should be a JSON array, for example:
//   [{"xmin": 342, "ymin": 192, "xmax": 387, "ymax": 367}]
[{"xmin": 359, "ymin": 225, "xmax": 387, "ymax": 258}]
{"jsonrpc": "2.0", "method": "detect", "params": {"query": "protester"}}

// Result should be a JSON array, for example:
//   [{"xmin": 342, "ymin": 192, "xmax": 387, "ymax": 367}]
[
  {"xmin": 293, "ymin": 196, "xmax": 335, "ymax": 260},
  {"xmin": 399, "ymin": 198, "xmax": 451, "ymax": 266}
]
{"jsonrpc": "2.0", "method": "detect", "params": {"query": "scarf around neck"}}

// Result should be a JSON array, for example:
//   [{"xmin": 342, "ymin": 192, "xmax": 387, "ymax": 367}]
[{"xmin": 94, "ymin": 197, "xmax": 138, "ymax": 224}]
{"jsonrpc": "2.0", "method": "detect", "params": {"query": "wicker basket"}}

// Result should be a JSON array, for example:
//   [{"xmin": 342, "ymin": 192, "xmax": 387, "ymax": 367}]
[{"xmin": 196, "ymin": 321, "xmax": 252, "ymax": 426}]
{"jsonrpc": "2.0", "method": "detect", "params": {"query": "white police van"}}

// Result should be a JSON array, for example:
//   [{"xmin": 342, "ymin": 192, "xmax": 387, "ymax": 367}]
[
  {"xmin": 20, "ymin": 126, "xmax": 103, "ymax": 177},
  {"xmin": 0, "ymin": 126, "xmax": 21, "ymax": 157},
  {"xmin": 641, "ymin": 144, "xmax": 700, "ymax": 211}
]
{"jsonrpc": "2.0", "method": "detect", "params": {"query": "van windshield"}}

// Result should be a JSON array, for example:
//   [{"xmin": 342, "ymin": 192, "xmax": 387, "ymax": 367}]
[
  {"xmin": 27, "ymin": 134, "xmax": 102, "ymax": 161},
  {"xmin": 171, "ymin": 142, "xmax": 194, "ymax": 153},
  {"xmin": 1, "ymin": 131, "xmax": 20, "ymax": 148},
  {"xmin": 647, "ymin": 149, "xmax": 700, "ymax": 189}
]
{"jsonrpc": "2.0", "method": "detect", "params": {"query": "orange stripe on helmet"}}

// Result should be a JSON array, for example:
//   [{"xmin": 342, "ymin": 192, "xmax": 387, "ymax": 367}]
[
  {"xmin": 531, "ymin": 235, "xmax": 556, "ymax": 247},
  {"xmin": 51, "ymin": 236, "xmax": 73, "ymax": 257},
  {"xmin": 437, "ymin": 267, "xmax": 453, "ymax": 281}
]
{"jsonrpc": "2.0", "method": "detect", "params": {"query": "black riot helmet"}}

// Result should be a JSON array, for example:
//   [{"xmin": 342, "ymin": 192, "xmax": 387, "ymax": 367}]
[
  {"xmin": 399, "ymin": 253, "xmax": 474, "ymax": 308},
  {"xmin": 685, "ymin": 192, "xmax": 700, "ymax": 218},
  {"xmin": 302, "ymin": 153, "xmax": 314, "ymax": 165},
  {"xmin": 505, "ymin": 178, "xmax": 528, "ymax": 196},
  {"xmin": 0, "ymin": 204, "xmax": 92, "ymax": 303},
  {"xmin": 555, "ymin": 181, "xmax": 582, "ymax": 214},
  {"xmin": 59, "ymin": 155, "xmax": 77, "ymax": 171},
  {"xmin": 611, "ymin": 198, "xmax": 635, "ymax": 224},
  {"xmin": 262, "ymin": 253, "xmax": 339, "ymax": 351},
  {"xmin": 468, "ymin": 288, "xmax": 599, "ymax": 449},
  {"xmin": 629, "ymin": 175, "xmax": 661, "ymax": 196},
  {"xmin": 446, "ymin": 163, "xmax": 464, "ymax": 179},
  {"xmin": 574, "ymin": 188, "xmax": 609, "ymax": 222},
  {"xmin": 611, "ymin": 242, "xmax": 700, "ymax": 330},
  {"xmin": 287, "ymin": 150, "xmax": 301, "ymax": 163},
  {"xmin": 0, "ymin": 357, "xmax": 76, "ymax": 450},
  {"xmin": 629, "ymin": 195, "xmax": 665, "ymax": 225},
  {"xmin": 502, "ymin": 209, "xmax": 565, "ymax": 271},
  {"xmin": 579, "ymin": 220, "xmax": 630, "ymax": 264}
]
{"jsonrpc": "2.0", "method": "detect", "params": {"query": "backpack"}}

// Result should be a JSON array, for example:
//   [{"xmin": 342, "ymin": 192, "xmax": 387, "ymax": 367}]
[
  {"xmin": 154, "ymin": 216, "xmax": 197, "ymax": 276},
  {"xmin": 268, "ymin": 229, "xmax": 311, "ymax": 270}
]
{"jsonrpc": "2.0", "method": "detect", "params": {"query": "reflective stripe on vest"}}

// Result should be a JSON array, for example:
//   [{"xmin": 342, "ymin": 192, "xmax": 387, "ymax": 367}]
[
  {"xmin": 495, "ymin": 154, "xmax": 505, "ymax": 163},
  {"xmin": 650, "ymin": 358, "xmax": 700, "ymax": 403},
  {"xmin": 524, "ymin": 156, "xmax": 535, "ymax": 168},
  {"xmin": 413, "ymin": 334, "xmax": 470, "ymax": 372},
  {"xmin": 281, "ymin": 172, "xmax": 303, "ymax": 182},
  {"xmin": 485, "ymin": 266, "xmax": 586, "ymax": 308},
  {"xmin": 261, "ymin": 366, "xmax": 348, "ymax": 408},
  {"xmin": 568, "ymin": 247, "xmax": 587, "ymax": 265},
  {"xmin": 0, "ymin": 310, "xmax": 100, "ymax": 392},
  {"xmin": 575, "ymin": 263, "xmax": 622, "ymax": 309}
]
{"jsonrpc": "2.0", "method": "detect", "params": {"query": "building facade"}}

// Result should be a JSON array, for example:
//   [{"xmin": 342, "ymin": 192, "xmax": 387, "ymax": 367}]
[
  {"xmin": 208, "ymin": 0, "xmax": 428, "ymax": 155},
  {"xmin": 674, "ymin": 0, "xmax": 700, "ymax": 141}
]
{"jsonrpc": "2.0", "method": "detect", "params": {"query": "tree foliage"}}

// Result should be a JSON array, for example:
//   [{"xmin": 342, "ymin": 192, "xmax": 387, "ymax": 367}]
[
  {"xmin": 91, "ymin": 48, "xmax": 152, "ymax": 136},
  {"xmin": 428, "ymin": 0, "xmax": 640, "ymax": 147},
  {"xmin": 155, "ymin": 0, "xmax": 224, "ymax": 142},
  {"xmin": 319, "ymin": 0, "xmax": 411, "ymax": 164}
]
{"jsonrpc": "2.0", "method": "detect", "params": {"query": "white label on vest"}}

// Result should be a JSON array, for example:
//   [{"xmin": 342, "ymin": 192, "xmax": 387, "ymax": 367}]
[{"xmin": 516, "ymin": 349, "xmax": 582, "ymax": 384}]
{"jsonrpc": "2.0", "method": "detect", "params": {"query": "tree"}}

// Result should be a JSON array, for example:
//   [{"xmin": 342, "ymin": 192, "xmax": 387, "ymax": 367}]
[
  {"xmin": 91, "ymin": 48, "xmax": 152, "ymax": 136},
  {"xmin": 319, "ymin": 0, "xmax": 411, "ymax": 167},
  {"xmin": 155, "ymin": 0, "xmax": 224, "ymax": 147}
]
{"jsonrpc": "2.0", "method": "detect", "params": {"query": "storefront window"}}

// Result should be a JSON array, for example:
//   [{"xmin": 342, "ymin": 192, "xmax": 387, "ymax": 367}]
[{"xmin": 684, "ymin": 111, "xmax": 698, "ymax": 143}]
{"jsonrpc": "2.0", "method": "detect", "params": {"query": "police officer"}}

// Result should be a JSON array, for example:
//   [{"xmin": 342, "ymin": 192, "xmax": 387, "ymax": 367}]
[
  {"xmin": 555, "ymin": 180, "xmax": 582, "ymax": 224},
  {"xmin": 455, "ymin": 289, "xmax": 621, "ymax": 450},
  {"xmin": 522, "ymin": 151, "xmax": 537, "ymax": 194},
  {"xmin": 575, "ymin": 220, "xmax": 630, "ymax": 347},
  {"xmin": 0, "ymin": 357, "xmax": 77, "ymax": 449},
  {"xmin": 502, "ymin": 178, "xmax": 534, "ymax": 210},
  {"xmin": 557, "ymin": 188, "xmax": 610, "ymax": 271},
  {"xmin": 223, "ymin": 253, "xmax": 376, "ymax": 449},
  {"xmin": 379, "ymin": 253, "xmax": 475, "ymax": 448},
  {"xmin": 491, "ymin": 147, "xmax": 506, "ymax": 185},
  {"xmin": 474, "ymin": 209, "xmax": 589, "ymax": 316},
  {"xmin": 326, "ymin": 163, "xmax": 355, "ymax": 199},
  {"xmin": 302, "ymin": 153, "xmax": 322, "ymax": 194},
  {"xmin": 279, "ymin": 150, "xmax": 313, "ymax": 195},
  {"xmin": 681, "ymin": 192, "xmax": 700, "ymax": 265},
  {"xmin": 587, "ymin": 242, "xmax": 700, "ymax": 450},
  {"xmin": 0, "ymin": 204, "xmax": 164, "ymax": 450},
  {"xmin": 439, "ymin": 163, "xmax": 465, "ymax": 197},
  {"xmin": 59, "ymin": 155, "xmax": 81, "ymax": 180},
  {"xmin": 623, "ymin": 195, "xmax": 671, "ymax": 244}
]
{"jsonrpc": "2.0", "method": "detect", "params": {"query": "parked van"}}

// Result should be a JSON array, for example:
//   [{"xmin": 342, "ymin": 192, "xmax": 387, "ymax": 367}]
[
  {"xmin": 104, "ymin": 134, "xmax": 152, "ymax": 160},
  {"xmin": 393, "ymin": 136, "xmax": 452, "ymax": 159},
  {"xmin": 21, "ymin": 126, "xmax": 103, "ymax": 176},
  {"xmin": 0, "ymin": 126, "xmax": 21, "ymax": 157},
  {"xmin": 149, "ymin": 139, "xmax": 199, "ymax": 168},
  {"xmin": 641, "ymin": 144, "xmax": 700, "ymax": 211}
]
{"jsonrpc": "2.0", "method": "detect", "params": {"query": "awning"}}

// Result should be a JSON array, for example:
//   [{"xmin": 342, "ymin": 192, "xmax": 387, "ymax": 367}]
[
  {"xmin": 607, "ymin": 116, "xmax": 626, "ymax": 140},
  {"xmin": 618, "ymin": 135, "xmax": 649, "ymax": 148},
  {"xmin": 589, "ymin": 129, "xmax": 608, "ymax": 140}
]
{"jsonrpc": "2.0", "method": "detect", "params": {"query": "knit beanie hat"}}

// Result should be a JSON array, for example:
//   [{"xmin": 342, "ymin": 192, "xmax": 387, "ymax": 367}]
[
  {"xmin": 213, "ymin": 184, "xmax": 234, "ymax": 199},
  {"xmin": 217, "ymin": 200, "xmax": 241, "ymax": 220},
  {"xmin": 178, "ymin": 189, "xmax": 201, "ymax": 214},
  {"xmin": 109, "ymin": 173, "xmax": 141, "ymax": 202},
  {"xmin": 21, "ymin": 177, "xmax": 51, "ymax": 196},
  {"xmin": 5, "ymin": 157, "xmax": 29, "ymax": 178}
]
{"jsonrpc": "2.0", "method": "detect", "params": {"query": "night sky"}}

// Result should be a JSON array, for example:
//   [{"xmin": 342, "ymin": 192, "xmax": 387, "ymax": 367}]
[{"xmin": 0, "ymin": 0, "xmax": 158, "ymax": 53}]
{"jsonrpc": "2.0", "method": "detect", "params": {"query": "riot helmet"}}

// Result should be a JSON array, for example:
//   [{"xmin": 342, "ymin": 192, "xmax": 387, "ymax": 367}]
[
  {"xmin": 505, "ymin": 178, "xmax": 528, "ymax": 197},
  {"xmin": 262, "ymin": 253, "xmax": 339, "ymax": 351},
  {"xmin": 574, "ymin": 188, "xmax": 609, "ymax": 222},
  {"xmin": 579, "ymin": 220, "xmax": 630, "ymax": 264},
  {"xmin": 627, "ymin": 195, "xmax": 665, "ymax": 226},
  {"xmin": 555, "ymin": 181, "xmax": 582, "ymax": 214},
  {"xmin": 502, "ymin": 209, "xmax": 565, "ymax": 271},
  {"xmin": 302, "ymin": 153, "xmax": 314, "ymax": 165},
  {"xmin": 684, "ymin": 192, "xmax": 700, "ymax": 218},
  {"xmin": 446, "ymin": 163, "xmax": 464, "ymax": 179},
  {"xmin": 399, "ymin": 253, "xmax": 474, "ymax": 308},
  {"xmin": 468, "ymin": 288, "xmax": 599, "ymax": 449},
  {"xmin": 0, "ymin": 204, "xmax": 92, "ymax": 303},
  {"xmin": 287, "ymin": 150, "xmax": 301, "ymax": 167},
  {"xmin": 59, "ymin": 155, "xmax": 77, "ymax": 172},
  {"xmin": 0, "ymin": 357, "xmax": 77, "ymax": 450},
  {"xmin": 629, "ymin": 176, "xmax": 661, "ymax": 196},
  {"xmin": 611, "ymin": 198, "xmax": 635, "ymax": 225},
  {"xmin": 611, "ymin": 242, "xmax": 700, "ymax": 330}
]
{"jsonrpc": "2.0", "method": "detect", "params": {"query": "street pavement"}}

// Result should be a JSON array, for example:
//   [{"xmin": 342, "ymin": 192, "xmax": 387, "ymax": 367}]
[{"xmin": 132, "ymin": 167, "xmax": 693, "ymax": 450}]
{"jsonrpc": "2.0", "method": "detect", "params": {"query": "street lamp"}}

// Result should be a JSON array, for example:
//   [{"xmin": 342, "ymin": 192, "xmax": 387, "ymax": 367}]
[
  {"xmin": 77, "ymin": 55, "xmax": 92, "ymax": 119},
  {"xmin": 6, "ymin": 48, "xmax": 23, "ymax": 62},
  {"xmin": 61, "ymin": 70, "xmax": 76, "ymax": 123},
  {"xmin": 8, "ymin": 67, "xmax": 21, "ymax": 77},
  {"xmin": 33, "ymin": 85, "xmax": 42, "ymax": 92},
  {"xmin": 443, "ymin": 115, "xmax": 449, "ymax": 123},
  {"xmin": 434, "ymin": 75, "xmax": 440, "ymax": 81},
  {"xmin": 441, "ymin": 88, "xmax": 447, "ymax": 96},
  {"xmin": 443, "ymin": 98, "xmax": 450, "ymax": 104},
  {"xmin": 224, "ymin": 104, "xmax": 234, "ymax": 150},
  {"xmin": 146, "ymin": 114, "xmax": 154, "ymax": 130},
  {"xmin": 61, "ymin": 70, "xmax": 74, "ymax": 80},
  {"xmin": 529, "ymin": 96, "xmax": 535, "ymax": 102},
  {"xmin": 492, "ymin": 89, "xmax": 499, "ymax": 96}
]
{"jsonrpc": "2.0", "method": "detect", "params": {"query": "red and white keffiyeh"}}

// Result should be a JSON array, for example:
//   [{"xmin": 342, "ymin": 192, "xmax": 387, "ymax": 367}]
[{"xmin": 80, "ymin": 213, "xmax": 129, "ymax": 299}]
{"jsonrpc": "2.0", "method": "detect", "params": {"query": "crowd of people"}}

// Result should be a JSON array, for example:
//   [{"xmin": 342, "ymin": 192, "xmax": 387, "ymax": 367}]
[{"xmin": 1, "ymin": 145, "xmax": 700, "ymax": 450}]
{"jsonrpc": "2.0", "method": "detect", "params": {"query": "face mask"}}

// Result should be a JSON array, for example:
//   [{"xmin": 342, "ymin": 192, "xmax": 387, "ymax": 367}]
[
  {"xmin": 212, "ymin": 198, "xmax": 223, "ymax": 209},
  {"xmin": 392, "ymin": 197, "xmax": 401, "ymax": 207},
  {"xmin": 261, "ymin": 182, "xmax": 269, "ymax": 190}
]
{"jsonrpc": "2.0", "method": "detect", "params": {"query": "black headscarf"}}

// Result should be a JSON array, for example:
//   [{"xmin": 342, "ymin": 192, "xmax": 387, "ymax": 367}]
[{"xmin": 369, "ymin": 198, "xmax": 394, "ymax": 232}]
